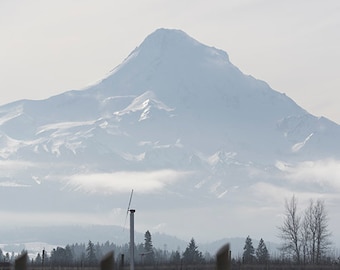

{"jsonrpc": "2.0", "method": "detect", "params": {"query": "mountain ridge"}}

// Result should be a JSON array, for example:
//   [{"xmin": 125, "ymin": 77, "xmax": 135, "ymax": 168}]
[{"xmin": 1, "ymin": 28, "xmax": 340, "ymax": 246}]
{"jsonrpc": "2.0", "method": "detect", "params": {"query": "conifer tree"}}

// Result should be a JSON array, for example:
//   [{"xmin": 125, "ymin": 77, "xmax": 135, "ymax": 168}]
[
  {"xmin": 170, "ymin": 250, "xmax": 181, "ymax": 264},
  {"xmin": 144, "ymin": 230, "xmax": 155, "ymax": 264},
  {"xmin": 182, "ymin": 238, "xmax": 204, "ymax": 264},
  {"xmin": 86, "ymin": 240, "xmax": 97, "ymax": 266},
  {"xmin": 35, "ymin": 253, "xmax": 42, "ymax": 265},
  {"xmin": 243, "ymin": 236, "xmax": 255, "ymax": 264},
  {"xmin": 256, "ymin": 238, "xmax": 269, "ymax": 264}
]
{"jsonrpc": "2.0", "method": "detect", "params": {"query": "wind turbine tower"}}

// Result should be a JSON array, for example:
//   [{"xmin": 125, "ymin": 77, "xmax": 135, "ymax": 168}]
[
  {"xmin": 124, "ymin": 190, "xmax": 135, "ymax": 270},
  {"xmin": 129, "ymin": 209, "xmax": 135, "ymax": 270}
]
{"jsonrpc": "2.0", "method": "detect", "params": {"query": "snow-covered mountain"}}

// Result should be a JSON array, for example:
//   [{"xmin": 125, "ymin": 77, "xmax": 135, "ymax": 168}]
[{"xmin": 1, "ymin": 28, "xmax": 340, "ymax": 248}]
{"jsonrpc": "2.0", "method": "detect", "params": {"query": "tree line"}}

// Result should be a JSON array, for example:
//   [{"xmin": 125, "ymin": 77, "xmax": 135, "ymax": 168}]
[
  {"xmin": 0, "ymin": 232, "xmax": 209, "ymax": 267},
  {"xmin": 0, "ymin": 195, "xmax": 336, "ymax": 267}
]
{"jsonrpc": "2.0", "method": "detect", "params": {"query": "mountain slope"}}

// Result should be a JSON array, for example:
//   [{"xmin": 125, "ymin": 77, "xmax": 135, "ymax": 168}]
[{"xmin": 1, "ymin": 28, "xmax": 340, "ymax": 246}]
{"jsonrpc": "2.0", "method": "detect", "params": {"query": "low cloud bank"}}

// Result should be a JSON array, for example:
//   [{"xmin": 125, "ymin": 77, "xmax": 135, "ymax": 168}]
[
  {"xmin": 276, "ymin": 159, "xmax": 340, "ymax": 191},
  {"xmin": 66, "ymin": 169, "xmax": 192, "ymax": 194}
]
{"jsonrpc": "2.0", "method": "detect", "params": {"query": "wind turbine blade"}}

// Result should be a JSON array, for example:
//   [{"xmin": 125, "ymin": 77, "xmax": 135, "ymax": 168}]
[
  {"xmin": 123, "ymin": 189, "xmax": 134, "ymax": 231},
  {"xmin": 127, "ymin": 189, "xmax": 134, "ymax": 211}
]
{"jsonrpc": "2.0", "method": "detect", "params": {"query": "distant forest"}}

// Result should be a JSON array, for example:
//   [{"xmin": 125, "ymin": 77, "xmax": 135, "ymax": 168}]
[
  {"xmin": 1, "ymin": 196, "xmax": 339, "ymax": 269},
  {"xmin": 1, "ymin": 231, "xmax": 339, "ymax": 270}
]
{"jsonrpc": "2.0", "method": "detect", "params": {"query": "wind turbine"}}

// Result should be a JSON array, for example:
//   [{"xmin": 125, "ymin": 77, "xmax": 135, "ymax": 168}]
[{"xmin": 123, "ymin": 189, "xmax": 135, "ymax": 270}]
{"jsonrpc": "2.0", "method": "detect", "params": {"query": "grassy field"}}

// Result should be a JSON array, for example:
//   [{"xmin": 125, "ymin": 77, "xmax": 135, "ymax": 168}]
[{"xmin": 22, "ymin": 264, "xmax": 340, "ymax": 270}]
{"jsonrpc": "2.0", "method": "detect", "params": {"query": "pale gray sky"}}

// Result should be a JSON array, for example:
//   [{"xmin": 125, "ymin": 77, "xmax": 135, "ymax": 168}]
[{"xmin": 1, "ymin": 0, "xmax": 339, "ymax": 123}]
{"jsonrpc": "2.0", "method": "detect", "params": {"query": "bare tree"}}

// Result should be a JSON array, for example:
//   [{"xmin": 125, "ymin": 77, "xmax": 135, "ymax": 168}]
[
  {"xmin": 303, "ymin": 199, "xmax": 331, "ymax": 264},
  {"xmin": 301, "ymin": 208, "xmax": 311, "ymax": 264},
  {"xmin": 278, "ymin": 195, "xmax": 301, "ymax": 263},
  {"xmin": 279, "ymin": 196, "xmax": 332, "ymax": 265}
]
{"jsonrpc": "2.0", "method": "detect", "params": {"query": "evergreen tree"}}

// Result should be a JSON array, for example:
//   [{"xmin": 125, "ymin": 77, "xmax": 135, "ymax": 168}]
[
  {"xmin": 86, "ymin": 240, "xmax": 97, "ymax": 266},
  {"xmin": 256, "ymin": 238, "xmax": 269, "ymax": 264},
  {"xmin": 95, "ymin": 242, "xmax": 103, "ymax": 262},
  {"xmin": 182, "ymin": 238, "xmax": 204, "ymax": 264},
  {"xmin": 51, "ymin": 247, "xmax": 70, "ymax": 266},
  {"xmin": 170, "ymin": 250, "xmax": 181, "ymax": 264},
  {"xmin": 243, "ymin": 236, "xmax": 255, "ymax": 264},
  {"xmin": 35, "ymin": 253, "xmax": 42, "ymax": 265},
  {"xmin": 5, "ymin": 252, "xmax": 10, "ymax": 262},
  {"xmin": 64, "ymin": 245, "xmax": 73, "ymax": 265},
  {"xmin": 143, "ymin": 230, "xmax": 155, "ymax": 265}
]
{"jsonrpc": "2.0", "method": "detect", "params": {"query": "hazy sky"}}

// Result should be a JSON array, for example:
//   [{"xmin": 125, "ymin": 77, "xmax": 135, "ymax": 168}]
[{"xmin": 1, "ymin": 0, "xmax": 339, "ymax": 123}]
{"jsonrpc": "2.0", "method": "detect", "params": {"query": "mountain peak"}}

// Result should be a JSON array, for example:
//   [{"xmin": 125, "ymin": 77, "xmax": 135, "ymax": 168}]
[
  {"xmin": 137, "ymin": 28, "xmax": 230, "ymax": 62},
  {"xmin": 141, "ymin": 28, "xmax": 199, "ymax": 48},
  {"xmin": 97, "ymin": 28, "xmax": 233, "ymax": 100}
]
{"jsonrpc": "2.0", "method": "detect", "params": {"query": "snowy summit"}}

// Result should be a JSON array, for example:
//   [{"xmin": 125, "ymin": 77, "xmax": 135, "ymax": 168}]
[{"xmin": 0, "ymin": 28, "xmax": 340, "ymax": 246}]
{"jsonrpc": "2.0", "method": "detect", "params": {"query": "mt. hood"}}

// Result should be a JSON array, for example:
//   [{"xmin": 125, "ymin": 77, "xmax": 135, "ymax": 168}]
[{"xmin": 1, "ymin": 28, "xmax": 340, "ymax": 246}]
